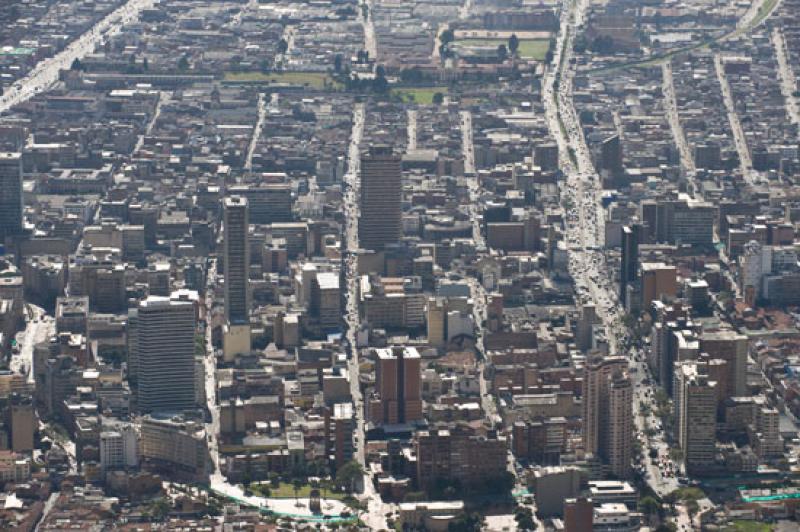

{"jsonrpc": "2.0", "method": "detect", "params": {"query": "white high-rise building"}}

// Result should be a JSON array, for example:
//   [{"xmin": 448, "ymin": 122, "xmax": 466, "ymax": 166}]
[
  {"xmin": 135, "ymin": 296, "xmax": 196, "ymax": 413},
  {"xmin": 100, "ymin": 423, "xmax": 138, "ymax": 471}
]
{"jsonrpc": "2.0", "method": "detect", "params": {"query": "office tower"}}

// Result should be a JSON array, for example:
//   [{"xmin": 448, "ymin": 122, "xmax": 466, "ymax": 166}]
[
  {"xmin": 620, "ymin": 224, "xmax": 640, "ymax": 304},
  {"xmin": 310, "ymin": 271, "xmax": 340, "ymax": 329},
  {"xmin": 700, "ymin": 330, "xmax": 748, "ymax": 398},
  {"xmin": 359, "ymin": 145, "xmax": 402, "ymax": 251},
  {"xmin": 0, "ymin": 152, "xmax": 22, "ymax": 241},
  {"xmin": 576, "ymin": 304, "xmax": 597, "ymax": 352},
  {"xmin": 135, "ymin": 296, "xmax": 196, "ymax": 413},
  {"xmin": 329, "ymin": 403, "xmax": 354, "ymax": 471},
  {"xmin": 674, "ymin": 362, "xmax": 717, "ymax": 475},
  {"xmin": 640, "ymin": 262, "xmax": 677, "ymax": 309},
  {"xmin": 370, "ymin": 346, "xmax": 422, "ymax": 425},
  {"xmin": 9, "ymin": 394, "xmax": 34, "ymax": 453},
  {"xmin": 601, "ymin": 134, "xmax": 623, "ymax": 175},
  {"xmin": 223, "ymin": 196, "xmax": 250, "ymax": 325},
  {"xmin": 228, "ymin": 183, "xmax": 293, "ymax": 224},
  {"xmin": 583, "ymin": 355, "xmax": 632, "ymax": 479},
  {"xmin": 534, "ymin": 142, "xmax": 560, "ymax": 172}
]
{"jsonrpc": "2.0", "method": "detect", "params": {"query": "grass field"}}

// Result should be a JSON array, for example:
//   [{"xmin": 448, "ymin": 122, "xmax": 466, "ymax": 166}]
[
  {"xmin": 723, "ymin": 521, "xmax": 773, "ymax": 532},
  {"xmin": 250, "ymin": 481, "xmax": 346, "ymax": 500},
  {"xmin": 394, "ymin": 87, "xmax": 448, "ymax": 104},
  {"xmin": 456, "ymin": 38, "xmax": 550, "ymax": 60},
  {"xmin": 224, "ymin": 71, "xmax": 340, "ymax": 89}
]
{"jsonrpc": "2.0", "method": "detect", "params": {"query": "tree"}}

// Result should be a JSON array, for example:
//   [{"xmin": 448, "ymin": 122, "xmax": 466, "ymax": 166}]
[
  {"xmin": 277, "ymin": 38, "xmax": 288, "ymax": 55},
  {"xmin": 508, "ymin": 34, "xmax": 520, "ymax": 56},
  {"xmin": 334, "ymin": 54, "xmax": 343, "ymax": 73},
  {"xmin": 448, "ymin": 512, "xmax": 484, "ymax": 532},
  {"xmin": 497, "ymin": 44, "xmax": 508, "ymax": 63},
  {"xmin": 177, "ymin": 54, "xmax": 189, "ymax": 70},
  {"xmin": 440, "ymin": 28, "xmax": 455, "ymax": 45},
  {"xmin": 685, "ymin": 499, "xmax": 699, "ymax": 518},
  {"xmin": 335, "ymin": 460, "xmax": 364, "ymax": 492},
  {"xmin": 292, "ymin": 478, "xmax": 303, "ymax": 502},
  {"xmin": 639, "ymin": 496, "xmax": 660, "ymax": 522},
  {"xmin": 70, "ymin": 58, "xmax": 84, "ymax": 71},
  {"xmin": 432, "ymin": 92, "xmax": 444, "ymax": 105},
  {"xmin": 514, "ymin": 507, "xmax": 536, "ymax": 531},
  {"xmin": 143, "ymin": 56, "xmax": 149, "ymax": 71}
]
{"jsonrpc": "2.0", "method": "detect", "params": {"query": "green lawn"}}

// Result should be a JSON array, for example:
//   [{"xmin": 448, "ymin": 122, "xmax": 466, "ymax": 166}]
[
  {"xmin": 456, "ymin": 38, "xmax": 550, "ymax": 60},
  {"xmin": 250, "ymin": 481, "xmax": 346, "ymax": 500},
  {"xmin": 723, "ymin": 521, "xmax": 773, "ymax": 532},
  {"xmin": 673, "ymin": 487, "xmax": 706, "ymax": 501},
  {"xmin": 394, "ymin": 87, "xmax": 448, "ymax": 104},
  {"xmin": 224, "ymin": 71, "xmax": 340, "ymax": 89}
]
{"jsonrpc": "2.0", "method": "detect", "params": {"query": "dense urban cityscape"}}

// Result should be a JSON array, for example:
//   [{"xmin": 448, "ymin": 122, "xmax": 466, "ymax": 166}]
[{"xmin": 0, "ymin": 0, "xmax": 798, "ymax": 530}]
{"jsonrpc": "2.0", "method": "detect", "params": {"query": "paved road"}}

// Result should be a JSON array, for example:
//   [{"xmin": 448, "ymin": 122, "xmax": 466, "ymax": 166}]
[
  {"xmin": 407, "ymin": 109, "xmax": 417, "ymax": 151},
  {"xmin": 360, "ymin": 0, "xmax": 377, "ymax": 60},
  {"xmin": 13, "ymin": 305, "xmax": 53, "ymax": 384},
  {"xmin": 245, "ymin": 93, "xmax": 267, "ymax": 171},
  {"xmin": 544, "ymin": 0, "xmax": 683, "ymax": 501},
  {"xmin": 772, "ymin": 28, "xmax": 800, "ymax": 130},
  {"xmin": 0, "ymin": 0, "xmax": 156, "ymax": 115},
  {"xmin": 460, "ymin": 110, "xmax": 476, "ymax": 176},
  {"xmin": 661, "ymin": 62, "xmax": 697, "ymax": 177},
  {"xmin": 714, "ymin": 53, "xmax": 759, "ymax": 184}
]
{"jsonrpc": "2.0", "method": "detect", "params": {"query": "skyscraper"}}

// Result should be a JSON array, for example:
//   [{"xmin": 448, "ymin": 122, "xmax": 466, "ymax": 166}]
[
  {"xmin": 0, "ymin": 152, "xmax": 23, "ymax": 241},
  {"xmin": 674, "ymin": 362, "xmax": 717, "ymax": 475},
  {"xmin": 620, "ymin": 224, "xmax": 640, "ymax": 304},
  {"xmin": 370, "ymin": 346, "xmax": 422, "ymax": 425},
  {"xmin": 359, "ymin": 145, "xmax": 402, "ymax": 251},
  {"xmin": 223, "ymin": 196, "xmax": 250, "ymax": 325},
  {"xmin": 583, "ymin": 355, "xmax": 632, "ymax": 479},
  {"xmin": 135, "ymin": 296, "xmax": 197, "ymax": 413}
]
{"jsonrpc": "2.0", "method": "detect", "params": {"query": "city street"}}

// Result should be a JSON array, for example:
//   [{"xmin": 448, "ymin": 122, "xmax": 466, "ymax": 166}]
[
  {"xmin": 0, "ymin": 0, "xmax": 156, "ymax": 114},
  {"xmin": 13, "ymin": 305, "xmax": 53, "ymax": 384}
]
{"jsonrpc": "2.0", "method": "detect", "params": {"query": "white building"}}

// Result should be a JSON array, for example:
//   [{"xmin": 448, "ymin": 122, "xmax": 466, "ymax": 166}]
[{"xmin": 100, "ymin": 423, "xmax": 138, "ymax": 471}]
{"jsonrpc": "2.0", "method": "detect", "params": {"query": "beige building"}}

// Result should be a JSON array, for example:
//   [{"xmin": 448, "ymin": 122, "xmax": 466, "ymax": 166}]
[
  {"xmin": 583, "ymin": 355, "xmax": 632, "ymax": 479},
  {"xmin": 140, "ymin": 415, "xmax": 208, "ymax": 476},
  {"xmin": 674, "ymin": 362, "xmax": 717, "ymax": 475}
]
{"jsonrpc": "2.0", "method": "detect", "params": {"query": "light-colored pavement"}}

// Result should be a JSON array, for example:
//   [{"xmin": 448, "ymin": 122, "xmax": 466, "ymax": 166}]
[
  {"xmin": 245, "ymin": 93, "xmax": 267, "ymax": 172},
  {"xmin": 13, "ymin": 305, "xmax": 53, "ymax": 384},
  {"xmin": 360, "ymin": 0, "xmax": 377, "ymax": 61},
  {"xmin": 661, "ymin": 62, "xmax": 697, "ymax": 178},
  {"xmin": 407, "ymin": 109, "xmax": 417, "ymax": 151},
  {"xmin": 772, "ymin": 28, "xmax": 800, "ymax": 129},
  {"xmin": 134, "ymin": 91, "xmax": 164, "ymax": 154},
  {"xmin": 0, "ymin": 0, "xmax": 156, "ymax": 114},
  {"xmin": 714, "ymin": 53, "xmax": 758, "ymax": 184},
  {"xmin": 460, "ymin": 110, "xmax": 476, "ymax": 176}
]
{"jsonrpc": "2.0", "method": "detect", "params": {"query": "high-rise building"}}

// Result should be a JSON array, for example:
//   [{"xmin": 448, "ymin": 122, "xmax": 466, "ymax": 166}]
[
  {"xmin": 700, "ymin": 330, "xmax": 748, "ymax": 399},
  {"xmin": 100, "ymin": 423, "xmax": 138, "ymax": 471},
  {"xmin": 135, "ymin": 296, "xmax": 197, "ymax": 413},
  {"xmin": 223, "ymin": 196, "xmax": 250, "ymax": 325},
  {"xmin": 564, "ymin": 497, "xmax": 594, "ymax": 532},
  {"xmin": 583, "ymin": 355, "xmax": 632, "ymax": 479},
  {"xmin": 369, "ymin": 346, "xmax": 422, "ymax": 425},
  {"xmin": 674, "ymin": 362, "xmax": 717, "ymax": 475},
  {"xmin": 359, "ymin": 146, "xmax": 402, "ymax": 251},
  {"xmin": 0, "ymin": 152, "xmax": 23, "ymax": 241},
  {"xmin": 9, "ymin": 394, "xmax": 34, "ymax": 453},
  {"xmin": 620, "ymin": 225, "xmax": 640, "ymax": 304}
]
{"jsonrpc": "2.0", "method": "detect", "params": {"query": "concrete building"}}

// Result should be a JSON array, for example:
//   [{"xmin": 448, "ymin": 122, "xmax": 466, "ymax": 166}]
[
  {"xmin": 311, "ymin": 271, "xmax": 341, "ymax": 330},
  {"xmin": 415, "ymin": 423, "xmax": 507, "ymax": 493},
  {"xmin": 531, "ymin": 466, "xmax": 582, "ymax": 517},
  {"xmin": 100, "ymin": 423, "xmax": 138, "ymax": 471},
  {"xmin": 674, "ymin": 362, "xmax": 717, "ymax": 475},
  {"xmin": 640, "ymin": 262, "xmax": 677, "ymax": 309},
  {"xmin": 9, "ymin": 394, "xmax": 34, "ymax": 453},
  {"xmin": 223, "ymin": 196, "xmax": 250, "ymax": 325},
  {"xmin": 359, "ymin": 146, "xmax": 402, "ymax": 251},
  {"xmin": 329, "ymin": 402, "xmax": 354, "ymax": 471},
  {"xmin": 583, "ymin": 355, "xmax": 632, "ymax": 479},
  {"xmin": 0, "ymin": 451, "xmax": 30, "ymax": 484},
  {"xmin": 134, "ymin": 296, "xmax": 197, "ymax": 413},
  {"xmin": 0, "ymin": 152, "xmax": 23, "ymax": 241},
  {"xmin": 140, "ymin": 414, "xmax": 207, "ymax": 477},
  {"xmin": 564, "ymin": 497, "xmax": 594, "ymax": 532},
  {"xmin": 620, "ymin": 224, "xmax": 640, "ymax": 304},
  {"xmin": 700, "ymin": 330, "xmax": 748, "ymax": 398}
]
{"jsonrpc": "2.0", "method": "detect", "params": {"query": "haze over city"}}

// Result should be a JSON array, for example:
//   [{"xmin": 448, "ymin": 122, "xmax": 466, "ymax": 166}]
[{"xmin": 0, "ymin": 0, "xmax": 798, "ymax": 530}]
